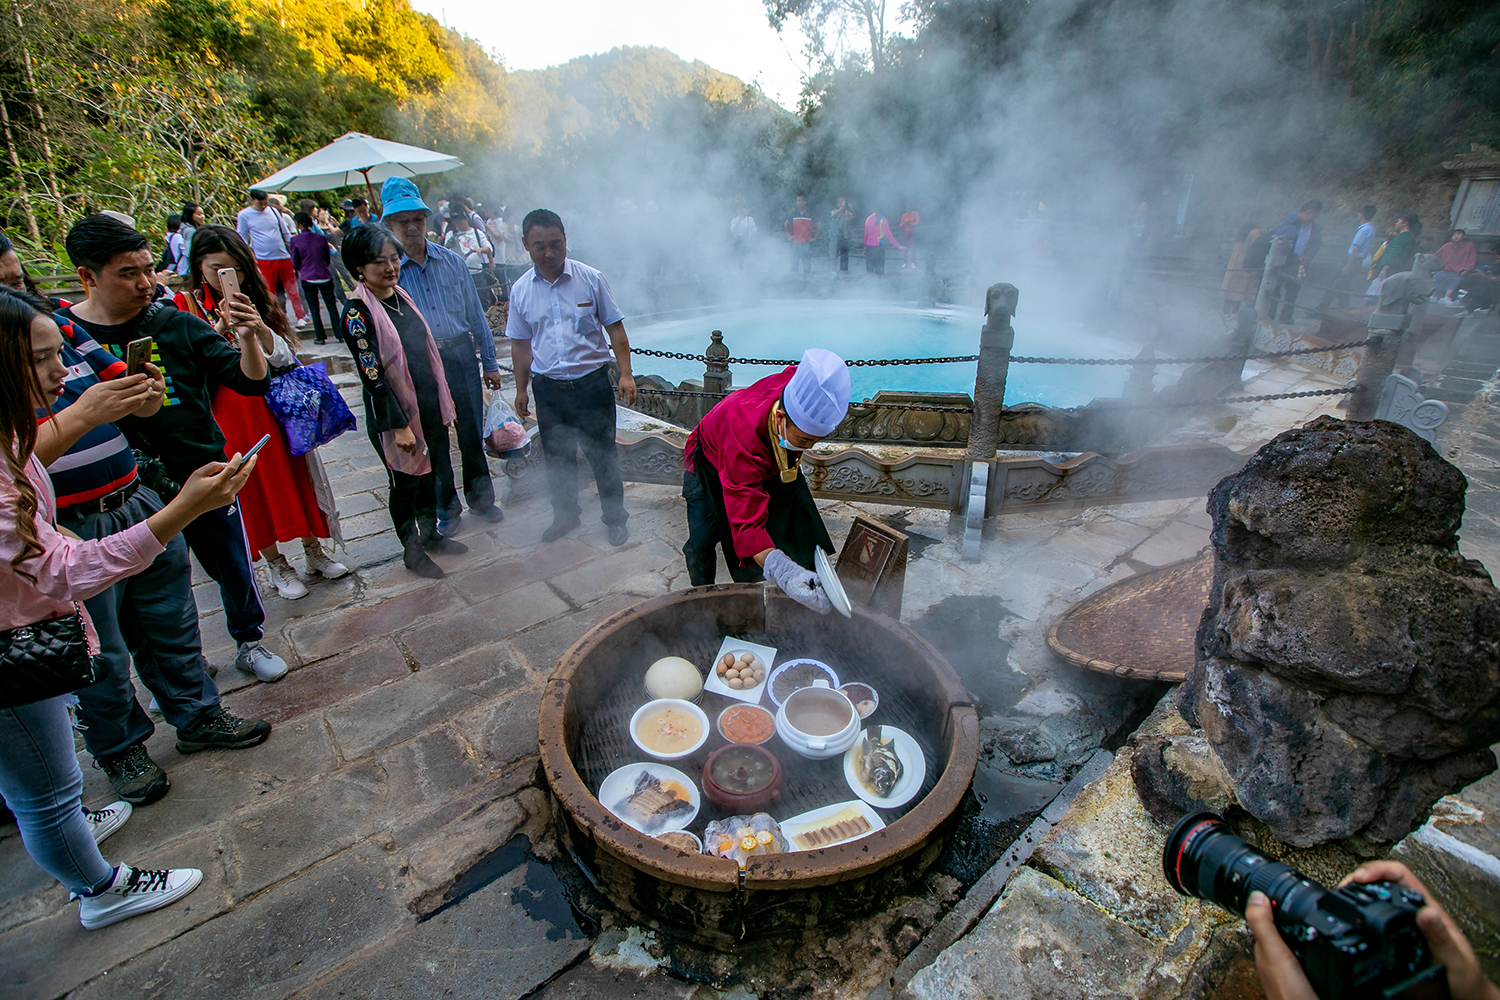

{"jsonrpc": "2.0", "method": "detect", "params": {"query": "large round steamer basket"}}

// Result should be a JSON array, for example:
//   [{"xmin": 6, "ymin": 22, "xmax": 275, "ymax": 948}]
[{"xmin": 538, "ymin": 583, "xmax": 980, "ymax": 949}]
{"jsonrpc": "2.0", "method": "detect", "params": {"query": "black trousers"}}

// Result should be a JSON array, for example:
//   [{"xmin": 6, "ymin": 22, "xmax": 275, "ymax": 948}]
[
  {"xmin": 836, "ymin": 236, "xmax": 850, "ymax": 272},
  {"xmin": 370, "ymin": 409, "xmax": 445, "ymax": 544},
  {"xmin": 532, "ymin": 366, "xmax": 626, "ymax": 526},
  {"xmin": 865, "ymin": 245, "xmax": 886, "ymax": 275},
  {"xmin": 180, "ymin": 500, "xmax": 265, "ymax": 645},
  {"xmin": 432, "ymin": 339, "xmax": 495, "ymax": 518},
  {"xmin": 300, "ymin": 280, "xmax": 339, "ymax": 342},
  {"xmin": 681, "ymin": 449, "xmax": 832, "ymax": 587}
]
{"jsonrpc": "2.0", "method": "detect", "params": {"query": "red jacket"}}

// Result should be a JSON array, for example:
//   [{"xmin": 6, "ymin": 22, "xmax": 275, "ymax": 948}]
[{"xmin": 685, "ymin": 367, "xmax": 796, "ymax": 562}]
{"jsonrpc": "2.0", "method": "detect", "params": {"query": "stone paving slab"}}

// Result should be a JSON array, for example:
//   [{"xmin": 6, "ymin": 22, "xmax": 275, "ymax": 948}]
[
  {"xmin": 297, "ymin": 853, "xmax": 590, "ymax": 1000},
  {"xmin": 68, "ymin": 843, "xmax": 412, "ymax": 1000},
  {"xmin": 905, "ymin": 866, "xmax": 1158, "ymax": 1000},
  {"xmin": 1, "ymin": 824, "xmax": 233, "ymax": 1000}
]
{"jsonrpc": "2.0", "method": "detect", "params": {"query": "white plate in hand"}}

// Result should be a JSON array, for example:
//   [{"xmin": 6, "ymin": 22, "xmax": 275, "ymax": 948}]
[
  {"xmin": 598, "ymin": 762, "xmax": 700, "ymax": 834},
  {"xmin": 701, "ymin": 636, "xmax": 776, "ymax": 704},
  {"xmin": 815, "ymin": 546, "xmax": 853, "ymax": 618},
  {"xmin": 843, "ymin": 726, "xmax": 926, "ymax": 809}
]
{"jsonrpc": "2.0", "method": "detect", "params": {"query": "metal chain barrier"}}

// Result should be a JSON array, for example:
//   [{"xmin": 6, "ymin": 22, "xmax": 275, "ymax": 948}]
[
  {"xmin": 633, "ymin": 341, "xmax": 1367, "ymax": 369},
  {"xmin": 1010, "ymin": 338, "xmax": 1372, "ymax": 366},
  {"xmin": 1070, "ymin": 386, "xmax": 1360, "ymax": 411}
]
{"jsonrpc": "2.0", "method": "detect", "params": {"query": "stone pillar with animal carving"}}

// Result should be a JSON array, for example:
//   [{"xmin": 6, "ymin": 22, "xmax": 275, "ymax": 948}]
[
  {"xmin": 969, "ymin": 283, "xmax": 1016, "ymax": 461},
  {"xmin": 1347, "ymin": 254, "xmax": 1442, "ymax": 420}
]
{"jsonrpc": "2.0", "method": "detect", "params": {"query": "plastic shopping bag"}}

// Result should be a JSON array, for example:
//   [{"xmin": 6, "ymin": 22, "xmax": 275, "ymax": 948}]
[
  {"xmin": 483, "ymin": 393, "xmax": 528, "ymax": 455},
  {"xmin": 1365, "ymin": 278, "xmax": 1384, "ymax": 298},
  {"xmin": 265, "ymin": 362, "xmax": 358, "ymax": 455}
]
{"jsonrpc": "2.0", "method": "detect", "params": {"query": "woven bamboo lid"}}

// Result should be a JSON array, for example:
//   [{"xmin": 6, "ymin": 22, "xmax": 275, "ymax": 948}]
[{"xmin": 1046, "ymin": 550, "xmax": 1213, "ymax": 682}]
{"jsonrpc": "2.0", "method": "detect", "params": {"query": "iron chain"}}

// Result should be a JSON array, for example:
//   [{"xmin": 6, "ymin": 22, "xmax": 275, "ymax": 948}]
[{"xmin": 633, "ymin": 342, "xmax": 1367, "ymax": 369}]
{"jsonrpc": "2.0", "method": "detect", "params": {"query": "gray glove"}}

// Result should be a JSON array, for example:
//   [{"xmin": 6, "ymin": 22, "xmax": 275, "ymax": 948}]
[{"xmin": 763, "ymin": 549, "xmax": 832, "ymax": 615}]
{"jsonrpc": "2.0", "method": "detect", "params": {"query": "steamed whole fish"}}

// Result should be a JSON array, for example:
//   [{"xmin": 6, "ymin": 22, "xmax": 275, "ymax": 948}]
[{"xmin": 856, "ymin": 726, "xmax": 902, "ymax": 798}]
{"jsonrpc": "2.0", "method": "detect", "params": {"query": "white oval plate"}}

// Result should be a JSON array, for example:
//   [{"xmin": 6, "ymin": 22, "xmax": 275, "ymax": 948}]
[
  {"xmin": 598, "ymin": 762, "xmax": 700, "ymax": 835},
  {"xmin": 843, "ymin": 726, "xmax": 926, "ymax": 809},
  {"xmin": 815, "ymin": 546, "xmax": 853, "ymax": 618}
]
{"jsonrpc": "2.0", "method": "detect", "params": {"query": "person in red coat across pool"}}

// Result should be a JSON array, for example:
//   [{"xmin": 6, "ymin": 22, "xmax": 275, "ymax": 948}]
[{"xmin": 681, "ymin": 348, "xmax": 851, "ymax": 614}]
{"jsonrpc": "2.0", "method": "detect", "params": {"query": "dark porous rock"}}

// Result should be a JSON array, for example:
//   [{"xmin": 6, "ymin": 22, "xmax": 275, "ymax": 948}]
[
  {"xmin": 1130, "ymin": 732, "xmax": 1237, "ymax": 827},
  {"xmin": 1180, "ymin": 417, "xmax": 1500, "ymax": 850}
]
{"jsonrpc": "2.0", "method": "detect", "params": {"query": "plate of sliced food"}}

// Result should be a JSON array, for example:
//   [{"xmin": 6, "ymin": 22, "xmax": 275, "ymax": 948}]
[
  {"xmin": 843, "ymin": 725, "xmax": 925, "ymax": 808},
  {"xmin": 599, "ymin": 762, "xmax": 700, "ymax": 834},
  {"xmin": 779, "ymin": 799, "xmax": 885, "ymax": 851}
]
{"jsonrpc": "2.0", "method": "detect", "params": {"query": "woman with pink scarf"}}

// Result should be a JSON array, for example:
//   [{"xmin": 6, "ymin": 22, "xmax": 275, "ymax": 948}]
[{"xmin": 336, "ymin": 224, "xmax": 467, "ymax": 579}]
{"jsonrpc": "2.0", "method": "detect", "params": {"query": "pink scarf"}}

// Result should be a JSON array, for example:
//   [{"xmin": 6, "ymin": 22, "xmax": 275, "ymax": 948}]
[{"xmin": 351, "ymin": 283, "xmax": 455, "ymax": 475}]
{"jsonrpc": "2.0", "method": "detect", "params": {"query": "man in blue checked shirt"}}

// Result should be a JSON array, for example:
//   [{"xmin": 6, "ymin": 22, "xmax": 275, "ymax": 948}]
[{"xmin": 380, "ymin": 176, "xmax": 505, "ymax": 533}]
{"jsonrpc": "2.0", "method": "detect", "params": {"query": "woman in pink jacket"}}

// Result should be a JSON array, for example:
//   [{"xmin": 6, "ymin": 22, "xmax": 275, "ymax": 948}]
[{"xmin": 0, "ymin": 288, "xmax": 255, "ymax": 929}]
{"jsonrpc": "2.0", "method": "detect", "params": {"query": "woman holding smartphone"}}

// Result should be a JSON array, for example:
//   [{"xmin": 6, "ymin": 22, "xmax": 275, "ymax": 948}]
[
  {"xmin": 337, "ymin": 224, "xmax": 466, "ymax": 579},
  {"xmin": 0, "ymin": 287, "xmax": 258, "ymax": 928},
  {"xmin": 176, "ymin": 225, "xmax": 347, "ymax": 600}
]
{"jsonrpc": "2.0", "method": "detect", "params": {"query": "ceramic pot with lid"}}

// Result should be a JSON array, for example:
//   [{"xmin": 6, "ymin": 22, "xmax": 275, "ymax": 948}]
[
  {"xmin": 775, "ymin": 681, "xmax": 861, "ymax": 759},
  {"xmin": 702, "ymin": 743, "xmax": 784, "ymax": 813}
]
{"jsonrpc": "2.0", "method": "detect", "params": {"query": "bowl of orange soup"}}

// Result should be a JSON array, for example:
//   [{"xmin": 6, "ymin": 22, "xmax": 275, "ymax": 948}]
[{"xmin": 630, "ymin": 699, "xmax": 711, "ymax": 760}]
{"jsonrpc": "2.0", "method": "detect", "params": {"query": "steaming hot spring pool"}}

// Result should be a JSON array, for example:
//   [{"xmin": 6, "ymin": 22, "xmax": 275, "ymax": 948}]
[{"xmin": 630, "ymin": 301, "xmax": 1136, "ymax": 408}]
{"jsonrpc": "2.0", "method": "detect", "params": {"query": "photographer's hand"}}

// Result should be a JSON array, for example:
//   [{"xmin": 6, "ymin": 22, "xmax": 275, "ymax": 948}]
[
  {"xmin": 1246, "ymin": 892, "xmax": 1319, "ymax": 1000},
  {"xmin": 1341, "ymin": 862, "xmax": 1500, "ymax": 1000}
]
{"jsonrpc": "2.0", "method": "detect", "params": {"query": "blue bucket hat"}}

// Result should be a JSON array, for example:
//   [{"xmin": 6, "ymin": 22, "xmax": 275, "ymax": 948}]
[{"xmin": 379, "ymin": 176, "xmax": 431, "ymax": 220}]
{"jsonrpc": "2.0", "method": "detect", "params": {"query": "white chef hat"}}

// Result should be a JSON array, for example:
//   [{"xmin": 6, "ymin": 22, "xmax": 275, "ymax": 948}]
[{"xmin": 783, "ymin": 349, "xmax": 851, "ymax": 438}]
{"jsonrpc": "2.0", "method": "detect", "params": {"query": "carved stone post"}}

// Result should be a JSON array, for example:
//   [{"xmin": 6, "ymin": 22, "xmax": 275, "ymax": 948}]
[
  {"xmin": 1122, "ymin": 344, "xmax": 1156, "ymax": 401},
  {"xmin": 1347, "ymin": 255, "xmax": 1441, "ymax": 421},
  {"xmin": 969, "ymin": 283, "xmax": 1017, "ymax": 460},
  {"xmin": 1254, "ymin": 234, "xmax": 1291, "ymax": 326},
  {"xmin": 703, "ymin": 330, "xmax": 731, "ymax": 395}
]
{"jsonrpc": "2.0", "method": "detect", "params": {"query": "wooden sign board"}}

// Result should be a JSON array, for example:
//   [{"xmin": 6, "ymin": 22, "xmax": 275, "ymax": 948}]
[{"xmin": 836, "ymin": 515, "xmax": 909, "ymax": 619}]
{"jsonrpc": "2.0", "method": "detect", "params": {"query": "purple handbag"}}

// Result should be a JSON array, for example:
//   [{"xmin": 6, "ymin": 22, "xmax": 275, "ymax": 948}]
[{"xmin": 264, "ymin": 362, "xmax": 357, "ymax": 455}]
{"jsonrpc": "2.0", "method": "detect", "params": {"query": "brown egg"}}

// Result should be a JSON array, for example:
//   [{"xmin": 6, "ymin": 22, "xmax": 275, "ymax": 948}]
[
  {"xmin": 739, "ymin": 652, "xmax": 754, "ymax": 665},
  {"xmin": 752, "ymin": 667, "xmax": 765, "ymax": 682},
  {"xmin": 717, "ymin": 661, "xmax": 729, "ymax": 677},
  {"xmin": 721, "ymin": 653, "xmax": 736, "ymax": 668},
  {"xmin": 728, "ymin": 677, "xmax": 744, "ymax": 689}
]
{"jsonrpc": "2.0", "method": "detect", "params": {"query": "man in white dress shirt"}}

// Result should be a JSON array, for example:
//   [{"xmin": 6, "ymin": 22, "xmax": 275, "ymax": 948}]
[{"xmin": 506, "ymin": 209, "xmax": 637, "ymax": 546}]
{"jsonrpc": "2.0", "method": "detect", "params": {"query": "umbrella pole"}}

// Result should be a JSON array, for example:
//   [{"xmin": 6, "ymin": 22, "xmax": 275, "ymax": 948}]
[{"xmin": 361, "ymin": 169, "xmax": 379, "ymax": 215}]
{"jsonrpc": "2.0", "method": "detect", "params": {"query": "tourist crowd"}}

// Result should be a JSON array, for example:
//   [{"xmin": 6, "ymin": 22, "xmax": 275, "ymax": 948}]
[
  {"xmin": 1220, "ymin": 199, "xmax": 1499, "ymax": 320},
  {"xmin": 0, "ymin": 176, "xmax": 638, "ymax": 929}
]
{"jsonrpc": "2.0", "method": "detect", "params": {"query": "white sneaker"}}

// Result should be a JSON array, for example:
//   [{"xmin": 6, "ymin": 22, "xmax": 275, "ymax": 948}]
[
  {"xmin": 296, "ymin": 317, "xmax": 311, "ymax": 329},
  {"xmin": 74, "ymin": 864, "xmax": 203, "ymax": 930},
  {"xmin": 302, "ymin": 544, "xmax": 350, "ymax": 580},
  {"xmin": 85, "ymin": 801, "xmax": 133, "ymax": 845},
  {"xmin": 266, "ymin": 556, "xmax": 308, "ymax": 600},
  {"xmin": 235, "ymin": 641, "xmax": 288, "ymax": 682}
]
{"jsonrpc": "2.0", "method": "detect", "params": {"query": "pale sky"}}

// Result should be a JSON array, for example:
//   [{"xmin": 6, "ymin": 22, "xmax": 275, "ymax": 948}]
[{"xmin": 411, "ymin": 0, "xmax": 812, "ymax": 109}]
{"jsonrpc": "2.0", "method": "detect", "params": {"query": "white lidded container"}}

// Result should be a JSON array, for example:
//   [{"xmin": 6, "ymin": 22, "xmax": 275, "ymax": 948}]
[{"xmin": 774, "ymin": 681, "xmax": 861, "ymax": 759}]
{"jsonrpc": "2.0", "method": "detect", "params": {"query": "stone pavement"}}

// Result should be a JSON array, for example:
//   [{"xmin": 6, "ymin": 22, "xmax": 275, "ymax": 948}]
[{"xmin": 2, "ymin": 338, "xmax": 1498, "ymax": 999}]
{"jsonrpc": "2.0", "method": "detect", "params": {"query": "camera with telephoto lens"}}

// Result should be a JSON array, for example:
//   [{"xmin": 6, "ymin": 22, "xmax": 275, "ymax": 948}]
[{"xmin": 1163, "ymin": 812, "xmax": 1451, "ymax": 1000}]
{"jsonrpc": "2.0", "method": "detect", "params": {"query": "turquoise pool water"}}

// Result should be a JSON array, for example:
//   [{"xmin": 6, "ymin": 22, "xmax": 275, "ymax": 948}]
[{"xmin": 628, "ymin": 302, "xmax": 1134, "ymax": 408}]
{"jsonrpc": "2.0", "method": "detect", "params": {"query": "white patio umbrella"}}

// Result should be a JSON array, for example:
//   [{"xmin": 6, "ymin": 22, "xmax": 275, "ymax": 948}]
[{"xmin": 252, "ymin": 132, "xmax": 463, "ymax": 208}]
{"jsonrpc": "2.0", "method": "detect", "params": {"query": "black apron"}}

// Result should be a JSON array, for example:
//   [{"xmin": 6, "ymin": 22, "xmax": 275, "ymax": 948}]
[{"xmin": 686, "ymin": 448, "xmax": 833, "ymax": 585}]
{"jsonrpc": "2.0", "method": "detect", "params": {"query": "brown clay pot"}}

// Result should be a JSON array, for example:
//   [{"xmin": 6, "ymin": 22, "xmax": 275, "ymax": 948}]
[{"xmin": 702, "ymin": 743, "xmax": 784, "ymax": 813}]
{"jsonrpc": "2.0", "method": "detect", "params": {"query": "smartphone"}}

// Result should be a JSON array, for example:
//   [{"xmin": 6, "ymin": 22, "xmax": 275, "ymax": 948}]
[
  {"xmin": 233, "ymin": 433, "xmax": 272, "ymax": 473},
  {"xmin": 217, "ymin": 267, "xmax": 241, "ymax": 301},
  {"xmin": 124, "ymin": 336, "xmax": 153, "ymax": 376}
]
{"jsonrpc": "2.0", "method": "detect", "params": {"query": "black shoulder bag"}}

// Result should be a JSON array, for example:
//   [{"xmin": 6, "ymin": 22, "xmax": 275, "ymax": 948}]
[{"xmin": 0, "ymin": 603, "xmax": 96, "ymax": 709}]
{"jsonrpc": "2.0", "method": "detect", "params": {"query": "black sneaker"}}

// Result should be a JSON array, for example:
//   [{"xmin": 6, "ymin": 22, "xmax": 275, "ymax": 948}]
[
  {"xmin": 174, "ymin": 707, "xmax": 271, "ymax": 754},
  {"xmin": 404, "ymin": 534, "xmax": 445, "ymax": 578},
  {"xmin": 95, "ymin": 744, "xmax": 170, "ymax": 805},
  {"xmin": 607, "ymin": 523, "xmax": 629, "ymax": 546},
  {"xmin": 474, "ymin": 504, "xmax": 505, "ymax": 523}
]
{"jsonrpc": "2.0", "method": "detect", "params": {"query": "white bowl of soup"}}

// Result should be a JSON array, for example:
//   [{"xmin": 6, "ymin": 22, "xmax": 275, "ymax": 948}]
[
  {"xmin": 775, "ymin": 682, "xmax": 861, "ymax": 759},
  {"xmin": 630, "ymin": 699, "xmax": 711, "ymax": 760}
]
